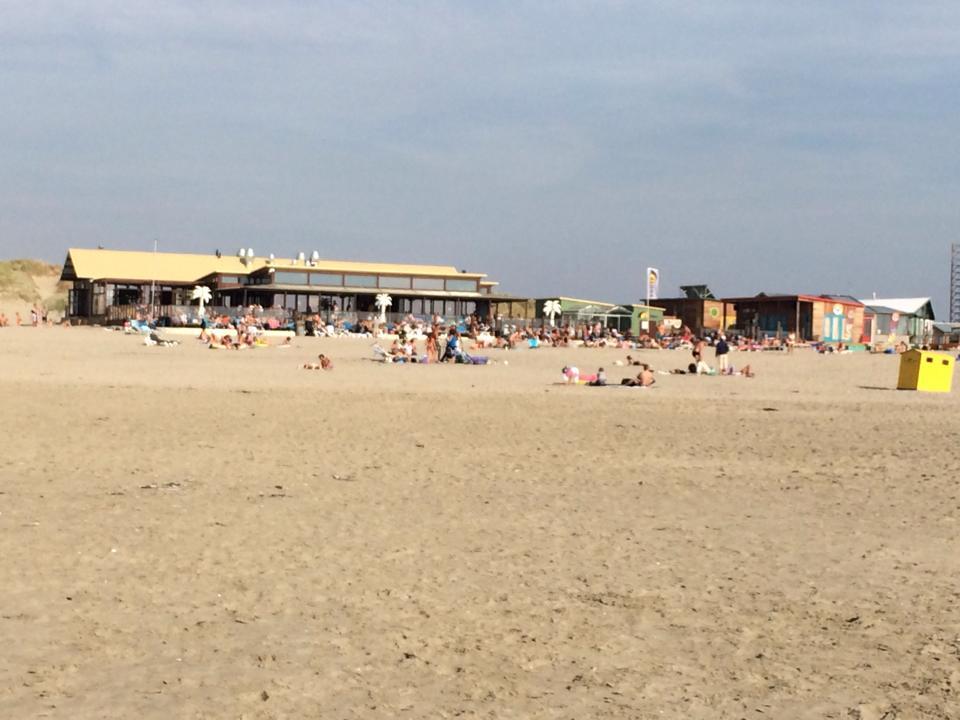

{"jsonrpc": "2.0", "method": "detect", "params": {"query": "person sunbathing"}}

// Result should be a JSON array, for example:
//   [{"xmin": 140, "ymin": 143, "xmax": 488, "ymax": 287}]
[
  {"xmin": 305, "ymin": 354, "xmax": 334, "ymax": 370},
  {"xmin": 621, "ymin": 363, "xmax": 656, "ymax": 386},
  {"xmin": 723, "ymin": 364, "xmax": 755, "ymax": 377},
  {"xmin": 694, "ymin": 359, "xmax": 716, "ymax": 375},
  {"xmin": 588, "ymin": 367, "xmax": 607, "ymax": 386},
  {"xmin": 562, "ymin": 366, "xmax": 598, "ymax": 384}
]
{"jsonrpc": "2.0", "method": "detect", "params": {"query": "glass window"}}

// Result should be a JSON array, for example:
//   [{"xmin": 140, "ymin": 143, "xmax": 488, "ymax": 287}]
[
  {"xmin": 309, "ymin": 273, "xmax": 343, "ymax": 286},
  {"xmin": 412, "ymin": 277, "xmax": 444, "ymax": 291},
  {"xmin": 378, "ymin": 275, "xmax": 411, "ymax": 289},
  {"xmin": 344, "ymin": 274, "xmax": 377, "ymax": 288},
  {"xmin": 445, "ymin": 278, "xmax": 478, "ymax": 292},
  {"xmin": 274, "ymin": 271, "xmax": 309, "ymax": 285}
]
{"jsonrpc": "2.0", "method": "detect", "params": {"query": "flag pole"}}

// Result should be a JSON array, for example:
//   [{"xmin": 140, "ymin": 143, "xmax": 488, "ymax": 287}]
[{"xmin": 150, "ymin": 238, "xmax": 158, "ymax": 312}]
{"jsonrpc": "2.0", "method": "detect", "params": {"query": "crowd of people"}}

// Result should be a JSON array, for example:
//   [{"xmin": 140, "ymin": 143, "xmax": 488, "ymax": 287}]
[
  {"xmin": 562, "ymin": 348, "xmax": 755, "ymax": 387},
  {"xmin": 0, "ymin": 305, "xmax": 51, "ymax": 328},
  {"xmin": 374, "ymin": 324, "xmax": 489, "ymax": 365}
]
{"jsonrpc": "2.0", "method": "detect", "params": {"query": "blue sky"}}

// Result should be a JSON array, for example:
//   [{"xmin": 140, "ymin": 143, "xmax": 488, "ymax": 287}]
[{"xmin": 1, "ymin": 2, "xmax": 957, "ymax": 312}]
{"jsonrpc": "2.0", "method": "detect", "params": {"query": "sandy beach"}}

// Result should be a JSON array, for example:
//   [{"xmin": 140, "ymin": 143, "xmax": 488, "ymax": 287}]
[{"xmin": 1, "ymin": 327, "xmax": 958, "ymax": 719}]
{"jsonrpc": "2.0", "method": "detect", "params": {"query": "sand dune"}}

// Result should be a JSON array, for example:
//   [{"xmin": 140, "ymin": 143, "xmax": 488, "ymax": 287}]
[{"xmin": 1, "ymin": 328, "xmax": 958, "ymax": 718}]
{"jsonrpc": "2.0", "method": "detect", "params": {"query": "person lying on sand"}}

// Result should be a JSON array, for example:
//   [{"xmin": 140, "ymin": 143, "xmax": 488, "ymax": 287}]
[
  {"xmin": 303, "ymin": 353, "xmax": 333, "ymax": 370},
  {"xmin": 694, "ymin": 360, "xmax": 716, "ymax": 375},
  {"xmin": 145, "ymin": 331, "xmax": 179, "ymax": 347},
  {"xmin": 624, "ymin": 355, "xmax": 643, "ymax": 366},
  {"xmin": 588, "ymin": 367, "xmax": 607, "ymax": 386},
  {"xmin": 562, "ymin": 366, "xmax": 598, "ymax": 384},
  {"xmin": 722, "ymin": 364, "xmax": 755, "ymax": 377}
]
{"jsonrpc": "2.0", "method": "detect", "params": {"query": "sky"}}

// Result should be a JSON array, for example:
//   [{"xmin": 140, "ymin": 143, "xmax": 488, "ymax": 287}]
[{"xmin": 1, "ymin": 1, "xmax": 957, "ymax": 313}]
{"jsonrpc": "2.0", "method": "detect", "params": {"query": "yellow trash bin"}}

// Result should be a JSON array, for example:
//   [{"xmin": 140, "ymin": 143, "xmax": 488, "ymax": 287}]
[{"xmin": 897, "ymin": 350, "xmax": 954, "ymax": 393}]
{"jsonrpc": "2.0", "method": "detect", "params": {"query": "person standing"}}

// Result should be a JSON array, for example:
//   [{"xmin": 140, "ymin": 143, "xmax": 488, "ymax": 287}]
[{"xmin": 716, "ymin": 333, "xmax": 730, "ymax": 373}]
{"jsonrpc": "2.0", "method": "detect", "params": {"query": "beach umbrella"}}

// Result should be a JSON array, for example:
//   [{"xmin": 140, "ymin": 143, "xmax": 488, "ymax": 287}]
[
  {"xmin": 191, "ymin": 285, "xmax": 212, "ymax": 317},
  {"xmin": 375, "ymin": 293, "xmax": 393, "ymax": 324},
  {"xmin": 543, "ymin": 299, "xmax": 562, "ymax": 327}
]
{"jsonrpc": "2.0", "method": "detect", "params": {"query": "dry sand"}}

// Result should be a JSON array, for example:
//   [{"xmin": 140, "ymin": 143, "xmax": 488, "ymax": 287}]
[{"xmin": 1, "ymin": 327, "xmax": 958, "ymax": 719}]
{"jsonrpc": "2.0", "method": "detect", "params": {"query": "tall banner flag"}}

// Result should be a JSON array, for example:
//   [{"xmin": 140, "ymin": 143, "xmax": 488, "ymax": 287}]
[{"xmin": 646, "ymin": 267, "xmax": 660, "ymax": 304}]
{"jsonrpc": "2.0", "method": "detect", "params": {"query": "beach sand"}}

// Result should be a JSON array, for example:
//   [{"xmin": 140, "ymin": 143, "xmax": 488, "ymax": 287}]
[{"xmin": 1, "ymin": 328, "xmax": 958, "ymax": 719}]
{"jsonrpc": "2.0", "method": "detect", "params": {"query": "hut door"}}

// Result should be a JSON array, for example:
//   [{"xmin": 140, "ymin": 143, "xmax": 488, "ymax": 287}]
[{"xmin": 822, "ymin": 315, "xmax": 843, "ymax": 342}]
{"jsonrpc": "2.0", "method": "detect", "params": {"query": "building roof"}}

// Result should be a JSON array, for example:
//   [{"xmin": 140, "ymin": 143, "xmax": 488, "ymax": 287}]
[
  {"xmin": 60, "ymin": 248, "xmax": 488, "ymax": 284},
  {"xmin": 722, "ymin": 293, "xmax": 863, "ymax": 306},
  {"xmin": 857, "ymin": 298, "xmax": 932, "ymax": 315},
  {"xmin": 679, "ymin": 284, "xmax": 716, "ymax": 299},
  {"xmin": 822, "ymin": 294, "xmax": 862, "ymax": 304}
]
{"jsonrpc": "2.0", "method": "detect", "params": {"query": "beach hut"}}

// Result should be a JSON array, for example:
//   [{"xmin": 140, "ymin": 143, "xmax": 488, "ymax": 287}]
[
  {"xmin": 858, "ymin": 297, "xmax": 935, "ymax": 346},
  {"xmin": 897, "ymin": 350, "xmax": 954, "ymax": 393},
  {"xmin": 722, "ymin": 293, "xmax": 864, "ymax": 343},
  {"xmin": 932, "ymin": 322, "xmax": 960, "ymax": 349},
  {"xmin": 656, "ymin": 285, "xmax": 735, "ymax": 334},
  {"xmin": 630, "ymin": 304, "xmax": 665, "ymax": 335}
]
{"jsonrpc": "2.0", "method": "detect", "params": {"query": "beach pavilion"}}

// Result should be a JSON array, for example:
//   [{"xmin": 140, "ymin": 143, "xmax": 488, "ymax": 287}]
[{"xmin": 59, "ymin": 247, "xmax": 520, "ymax": 325}]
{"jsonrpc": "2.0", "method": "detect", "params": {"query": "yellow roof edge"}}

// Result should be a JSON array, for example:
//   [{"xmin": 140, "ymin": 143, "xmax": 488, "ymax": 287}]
[{"xmin": 64, "ymin": 248, "xmax": 488, "ymax": 282}]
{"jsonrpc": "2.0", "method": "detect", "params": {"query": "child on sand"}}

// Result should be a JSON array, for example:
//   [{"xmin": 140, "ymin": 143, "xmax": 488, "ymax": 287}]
[{"xmin": 303, "ymin": 354, "xmax": 333, "ymax": 370}]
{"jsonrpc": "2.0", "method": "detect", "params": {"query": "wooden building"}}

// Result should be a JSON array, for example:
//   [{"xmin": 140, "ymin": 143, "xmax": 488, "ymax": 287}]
[
  {"xmin": 722, "ymin": 293, "xmax": 865, "ymax": 343},
  {"xmin": 655, "ymin": 298, "xmax": 735, "ymax": 335}
]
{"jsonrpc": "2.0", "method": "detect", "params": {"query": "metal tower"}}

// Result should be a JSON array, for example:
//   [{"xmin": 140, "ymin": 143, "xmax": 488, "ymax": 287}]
[{"xmin": 952, "ymin": 243, "xmax": 960, "ymax": 322}]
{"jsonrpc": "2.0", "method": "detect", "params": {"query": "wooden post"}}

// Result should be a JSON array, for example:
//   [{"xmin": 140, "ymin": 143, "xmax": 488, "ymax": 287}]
[{"xmin": 795, "ymin": 301, "xmax": 801, "ymax": 341}]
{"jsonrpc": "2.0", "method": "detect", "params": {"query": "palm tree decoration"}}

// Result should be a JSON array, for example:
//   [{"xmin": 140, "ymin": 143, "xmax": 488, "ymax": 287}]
[
  {"xmin": 191, "ymin": 285, "xmax": 212, "ymax": 318},
  {"xmin": 543, "ymin": 299, "xmax": 562, "ymax": 327},
  {"xmin": 375, "ymin": 293, "xmax": 392, "ymax": 324}
]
